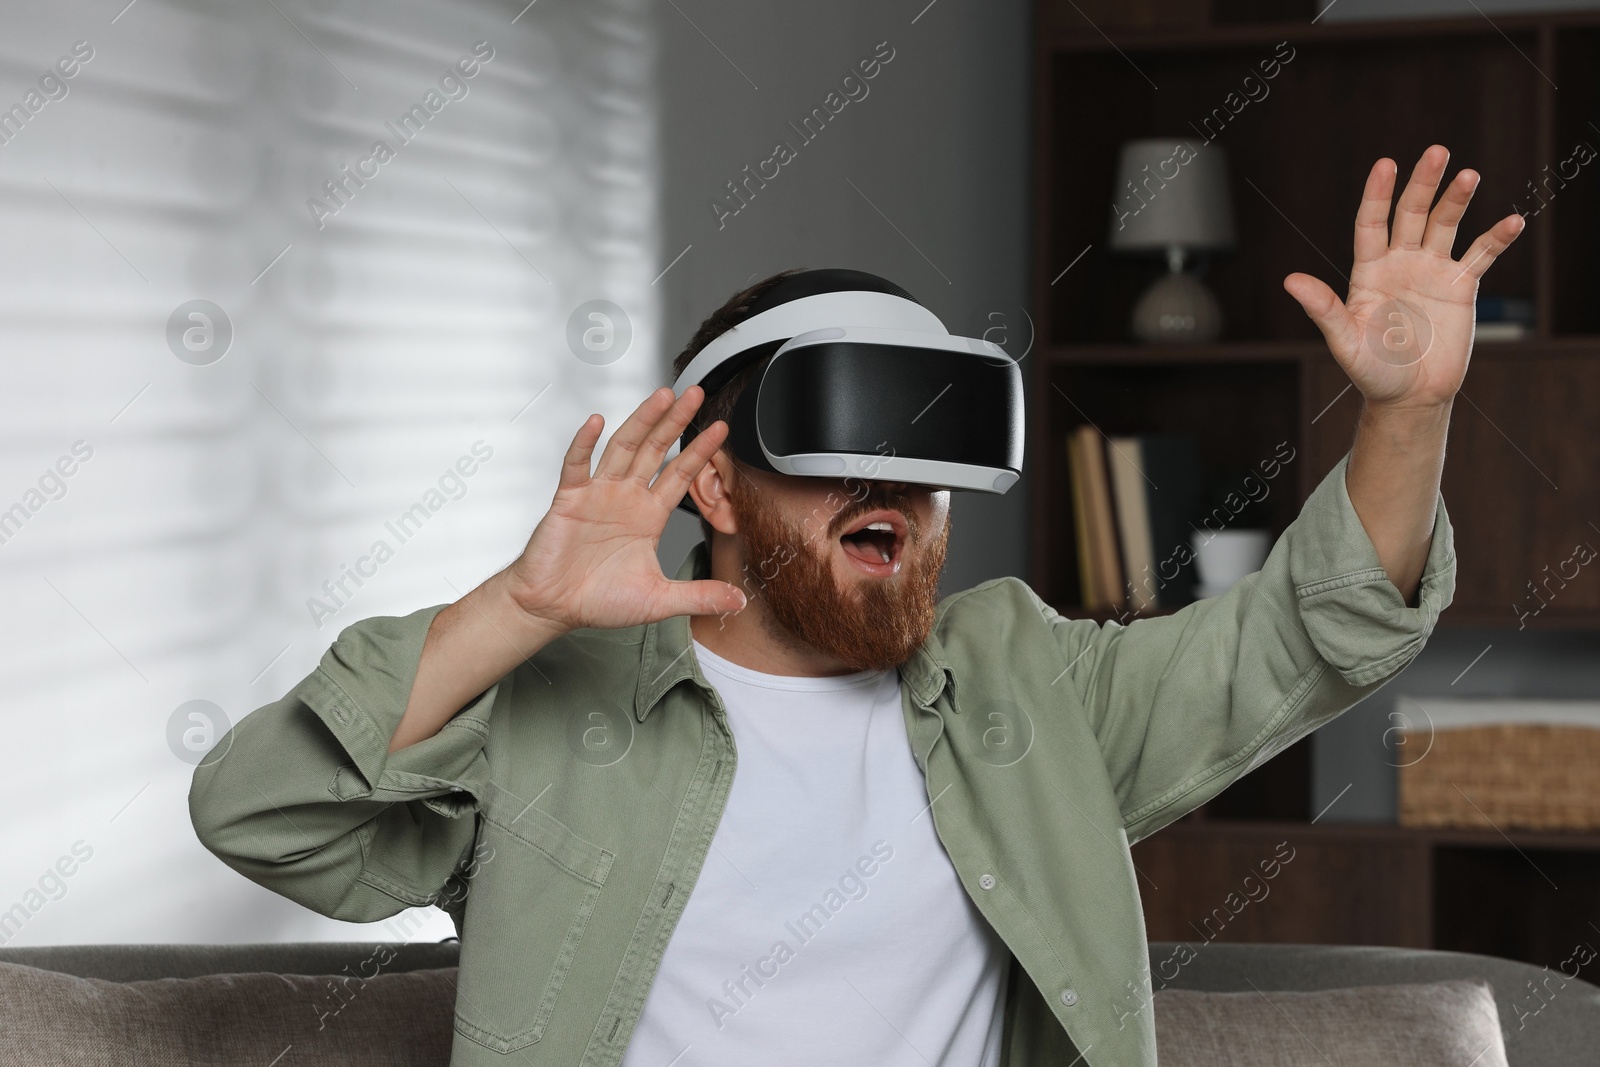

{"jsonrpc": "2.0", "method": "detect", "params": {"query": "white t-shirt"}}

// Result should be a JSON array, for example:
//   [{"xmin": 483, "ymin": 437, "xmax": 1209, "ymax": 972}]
[{"xmin": 620, "ymin": 638, "xmax": 1010, "ymax": 1067}]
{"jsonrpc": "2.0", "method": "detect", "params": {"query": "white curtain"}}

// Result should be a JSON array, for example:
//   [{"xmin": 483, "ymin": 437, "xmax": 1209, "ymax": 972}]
[{"xmin": 0, "ymin": 0, "xmax": 659, "ymax": 944}]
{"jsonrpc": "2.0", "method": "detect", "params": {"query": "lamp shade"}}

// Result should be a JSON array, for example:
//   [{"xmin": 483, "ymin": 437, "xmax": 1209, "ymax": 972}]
[{"xmin": 1108, "ymin": 138, "xmax": 1236, "ymax": 253}]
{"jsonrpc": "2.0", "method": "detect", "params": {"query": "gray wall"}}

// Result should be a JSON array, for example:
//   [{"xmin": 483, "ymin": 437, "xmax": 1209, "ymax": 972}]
[{"xmin": 653, "ymin": 0, "xmax": 1033, "ymax": 594}]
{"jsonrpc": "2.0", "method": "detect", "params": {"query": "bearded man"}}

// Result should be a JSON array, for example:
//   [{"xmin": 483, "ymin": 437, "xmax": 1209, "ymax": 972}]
[{"xmin": 191, "ymin": 145, "xmax": 1521, "ymax": 1067}]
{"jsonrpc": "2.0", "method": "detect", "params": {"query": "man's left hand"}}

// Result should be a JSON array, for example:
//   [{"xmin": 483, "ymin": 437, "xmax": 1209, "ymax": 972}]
[{"xmin": 1284, "ymin": 143, "xmax": 1525, "ymax": 411}]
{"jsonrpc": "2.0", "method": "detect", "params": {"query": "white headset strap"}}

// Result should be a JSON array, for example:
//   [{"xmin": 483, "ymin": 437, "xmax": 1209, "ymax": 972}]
[{"xmin": 670, "ymin": 290, "xmax": 947, "ymax": 393}]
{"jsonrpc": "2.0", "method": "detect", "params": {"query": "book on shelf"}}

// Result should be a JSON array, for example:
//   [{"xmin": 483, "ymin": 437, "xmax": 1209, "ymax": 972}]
[
  {"xmin": 1067, "ymin": 426, "xmax": 1124, "ymax": 610},
  {"xmin": 1475, "ymin": 296, "xmax": 1533, "ymax": 342},
  {"xmin": 1106, "ymin": 436, "xmax": 1156, "ymax": 613},
  {"xmin": 1476, "ymin": 296, "xmax": 1533, "ymax": 324},
  {"xmin": 1065, "ymin": 429, "xmax": 1204, "ymax": 613},
  {"xmin": 1473, "ymin": 321, "xmax": 1530, "ymax": 342},
  {"xmin": 1065, "ymin": 431, "xmax": 1101, "ymax": 610}
]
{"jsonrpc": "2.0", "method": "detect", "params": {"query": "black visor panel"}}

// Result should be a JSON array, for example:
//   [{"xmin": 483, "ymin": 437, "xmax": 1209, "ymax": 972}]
[{"xmin": 753, "ymin": 341, "xmax": 1023, "ymax": 473}]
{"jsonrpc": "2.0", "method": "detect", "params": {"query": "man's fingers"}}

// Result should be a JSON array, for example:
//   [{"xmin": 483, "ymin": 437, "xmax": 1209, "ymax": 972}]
[
  {"xmin": 650, "ymin": 418, "xmax": 727, "ymax": 508},
  {"xmin": 1391, "ymin": 145, "xmax": 1449, "ymax": 250},
  {"xmin": 1421, "ymin": 169, "xmax": 1478, "ymax": 257},
  {"xmin": 1454, "ymin": 212, "xmax": 1527, "ymax": 286},
  {"xmin": 559, "ymin": 413, "xmax": 604, "ymax": 489},
  {"xmin": 628, "ymin": 385, "xmax": 706, "ymax": 481},
  {"xmin": 594, "ymin": 387, "xmax": 675, "ymax": 479},
  {"xmin": 660, "ymin": 578, "xmax": 748, "ymax": 618},
  {"xmin": 1354, "ymin": 158, "xmax": 1397, "ymax": 265},
  {"xmin": 1284, "ymin": 272, "xmax": 1359, "ymax": 360}
]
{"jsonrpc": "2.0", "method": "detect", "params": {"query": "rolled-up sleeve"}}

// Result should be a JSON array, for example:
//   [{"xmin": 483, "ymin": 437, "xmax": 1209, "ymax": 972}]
[
  {"xmin": 189, "ymin": 604, "xmax": 502, "ymax": 921},
  {"xmin": 1047, "ymin": 452, "xmax": 1455, "ymax": 843},
  {"xmin": 1291, "ymin": 454, "xmax": 1453, "ymax": 686}
]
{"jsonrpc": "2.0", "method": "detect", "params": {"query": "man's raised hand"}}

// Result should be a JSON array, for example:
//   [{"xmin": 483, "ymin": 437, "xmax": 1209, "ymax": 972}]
[
  {"xmin": 1283, "ymin": 144, "xmax": 1526, "ymax": 410},
  {"xmin": 503, "ymin": 385, "xmax": 747, "ymax": 634}
]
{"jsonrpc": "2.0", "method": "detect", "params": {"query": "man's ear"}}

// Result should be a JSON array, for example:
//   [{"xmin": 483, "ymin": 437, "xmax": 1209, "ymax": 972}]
[{"xmin": 688, "ymin": 449, "xmax": 740, "ymax": 536}]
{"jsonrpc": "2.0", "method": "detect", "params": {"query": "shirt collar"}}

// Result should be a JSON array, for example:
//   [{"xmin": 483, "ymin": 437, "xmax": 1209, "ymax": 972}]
[{"xmin": 632, "ymin": 541, "xmax": 955, "ymax": 722}]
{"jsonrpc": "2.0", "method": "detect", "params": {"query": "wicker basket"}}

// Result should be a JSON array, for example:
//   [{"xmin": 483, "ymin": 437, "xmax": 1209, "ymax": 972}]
[{"xmin": 1396, "ymin": 699, "xmax": 1600, "ymax": 832}]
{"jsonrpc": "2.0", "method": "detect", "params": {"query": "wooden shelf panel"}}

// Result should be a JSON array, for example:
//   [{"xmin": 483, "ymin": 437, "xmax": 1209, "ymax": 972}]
[
  {"xmin": 1045, "ymin": 341, "xmax": 1318, "ymax": 364},
  {"xmin": 1132, "ymin": 819, "xmax": 1431, "ymax": 947},
  {"xmin": 1134, "ymin": 819, "xmax": 1600, "ymax": 967},
  {"xmin": 1046, "ymin": 337, "xmax": 1600, "ymax": 364},
  {"xmin": 1050, "ymin": 605, "xmax": 1176, "ymax": 624},
  {"xmin": 1307, "ymin": 355, "xmax": 1600, "ymax": 618},
  {"xmin": 1052, "ymin": 602, "xmax": 1600, "ymax": 630},
  {"xmin": 1165, "ymin": 818, "xmax": 1600, "ymax": 853},
  {"xmin": 1037, "ymin": 10, "xmax": 1600, "ymax": 54}
]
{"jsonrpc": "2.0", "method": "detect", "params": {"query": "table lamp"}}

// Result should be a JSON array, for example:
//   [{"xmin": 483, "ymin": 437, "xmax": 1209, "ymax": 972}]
[{"xmin": 1108, "ymin": 138, "xmax": 1236, "ymax": 343}]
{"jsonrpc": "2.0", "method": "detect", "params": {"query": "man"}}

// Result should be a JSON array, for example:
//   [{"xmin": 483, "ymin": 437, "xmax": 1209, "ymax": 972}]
[{"xmin": 190, "ymin": 145, "xmax": 1521, "ymax": 1066}]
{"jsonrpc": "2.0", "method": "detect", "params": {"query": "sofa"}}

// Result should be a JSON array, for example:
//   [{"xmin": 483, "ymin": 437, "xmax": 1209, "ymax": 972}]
[{"xmin": 1, "ymin": 939, "xmax": 1594, "ymax": 1064}]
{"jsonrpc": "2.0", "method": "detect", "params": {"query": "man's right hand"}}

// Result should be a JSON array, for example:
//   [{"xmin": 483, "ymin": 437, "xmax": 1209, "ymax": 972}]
[
  {"xmin": 503, "ymin": 384, "xmax": 747, "ymax": 634},
  {"xmin": 387, "ymin": 385, "xmax": 742, "ymax": 752}
]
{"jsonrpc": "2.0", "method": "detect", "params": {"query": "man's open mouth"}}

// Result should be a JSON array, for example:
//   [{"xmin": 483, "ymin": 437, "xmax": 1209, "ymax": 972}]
[{"xmin": 837, "ymin": 509, "xmax": 907, "ymax": 575}]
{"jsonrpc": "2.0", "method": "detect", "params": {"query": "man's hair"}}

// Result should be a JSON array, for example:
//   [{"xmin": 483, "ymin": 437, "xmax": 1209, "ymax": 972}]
[{"xmin": 670, "ymin": 267, "xmax": 806, "ymax": 542}]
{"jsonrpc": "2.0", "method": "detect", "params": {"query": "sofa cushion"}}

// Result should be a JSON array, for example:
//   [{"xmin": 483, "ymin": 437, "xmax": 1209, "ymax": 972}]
[
  {"xmin": 1154, "ymin": 978, "xmax": 1509, "ymax": 1066},
  {"xmin": 0, "ymin": 961, "xmax": 457, "ymax": 1066}
]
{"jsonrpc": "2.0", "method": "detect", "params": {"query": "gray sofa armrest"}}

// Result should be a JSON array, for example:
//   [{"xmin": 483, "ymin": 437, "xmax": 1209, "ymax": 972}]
[
  {"xmin": 0, "ymin": 940, "xmax": 460, "ymax": 982},
  {"xmin": 1148, "ymin": 942, "xmax": 1600, "ymax": 1067}
]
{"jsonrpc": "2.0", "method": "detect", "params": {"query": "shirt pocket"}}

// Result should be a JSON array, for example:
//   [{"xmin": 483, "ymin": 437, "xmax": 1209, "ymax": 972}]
[{"xmin": 452, "ymin": 784, "xmax": 615, "ymax": 1053}]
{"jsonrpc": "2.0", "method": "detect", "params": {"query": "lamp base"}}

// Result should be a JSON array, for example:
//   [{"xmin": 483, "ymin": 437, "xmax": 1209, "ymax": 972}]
[{"xmin": 1130, "ymin": 269, "xmax": 1224, "ymax": 344}]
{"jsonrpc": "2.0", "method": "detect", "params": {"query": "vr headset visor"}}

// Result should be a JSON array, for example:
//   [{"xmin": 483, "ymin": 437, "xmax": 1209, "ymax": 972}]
[{"xmin": 667, "ymin": 282, "xmax": 1025, "ymax": 514}]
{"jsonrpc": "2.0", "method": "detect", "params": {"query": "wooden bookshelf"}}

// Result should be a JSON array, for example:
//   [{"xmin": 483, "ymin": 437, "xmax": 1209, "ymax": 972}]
[
  {"xmin": 1030, "ymin": 6, "xmax": 1600, "ymax": 969},
  {"xmin": 1032, "ymin": 11, "xmax": 1600, "ymax": 625},
  {"xmin": 1132, "ymin": 819, "xmax": 1600, "ymax": 971}
]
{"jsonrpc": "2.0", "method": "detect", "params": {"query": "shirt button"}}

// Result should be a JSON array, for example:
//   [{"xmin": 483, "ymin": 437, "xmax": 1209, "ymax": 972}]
[
  {"xmin": 978, "ymin": 873, "xmax": 996, "ymax": 890},
  {"xmin": 1060, "ymin": 988, "xmax": 1079, "ymax": 1007}
]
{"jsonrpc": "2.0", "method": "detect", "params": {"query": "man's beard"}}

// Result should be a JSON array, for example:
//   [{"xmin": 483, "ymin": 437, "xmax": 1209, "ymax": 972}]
[{"xmin": 729, "ymin": 477, "xmax": 951, "ymax": 672}]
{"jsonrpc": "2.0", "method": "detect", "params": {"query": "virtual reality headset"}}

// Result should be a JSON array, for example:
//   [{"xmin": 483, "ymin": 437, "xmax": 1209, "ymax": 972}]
[{"xmin": 666, "ymin": 268, "xmax": 1025, "ymax": 516}]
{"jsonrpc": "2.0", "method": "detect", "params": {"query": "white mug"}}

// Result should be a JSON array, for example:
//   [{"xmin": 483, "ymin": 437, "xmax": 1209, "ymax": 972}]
[{"xmin": 1191, "ymin": 528, "xmax": 1271, "ymax": 599}]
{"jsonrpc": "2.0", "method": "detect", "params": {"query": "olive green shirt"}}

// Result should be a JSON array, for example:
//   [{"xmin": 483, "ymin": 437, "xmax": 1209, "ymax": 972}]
[{"xmin": 189, "ymin": 452, "xmax": 1453, "ymax": 1066}]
